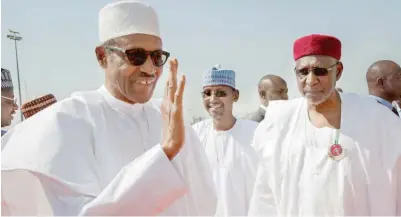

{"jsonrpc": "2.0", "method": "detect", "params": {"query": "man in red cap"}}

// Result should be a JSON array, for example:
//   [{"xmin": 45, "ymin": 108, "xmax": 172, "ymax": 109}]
[{"xmin": 248, "ymin": 34, "xmax": 401, "ymax": 216}]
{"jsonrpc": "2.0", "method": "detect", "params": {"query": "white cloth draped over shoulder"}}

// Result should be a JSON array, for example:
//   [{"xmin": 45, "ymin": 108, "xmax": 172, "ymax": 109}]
[
  {"xmin": 1, "ymin": 86, "xmax": 217, "ymax": 216},
  {"xmin": 248, "ymin": 93, "xmax": 401, "ymax": 216},
  {"xmin": 192, "ymin": 119, "xmax": 259, "ymax": 216}
]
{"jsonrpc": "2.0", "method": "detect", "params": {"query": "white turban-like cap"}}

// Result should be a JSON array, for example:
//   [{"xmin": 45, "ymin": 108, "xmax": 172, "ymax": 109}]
[{"xmin": 98, "ymin": 0, "xmax": 160, "ymax": 43}]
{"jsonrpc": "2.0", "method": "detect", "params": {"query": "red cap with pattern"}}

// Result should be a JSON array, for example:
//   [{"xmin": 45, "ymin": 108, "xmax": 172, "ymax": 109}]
[
  {"xmin": 21, "ymin": 94, "xmax": 57, "ymax": 118},
  {"xmin": 293, "ymin": 34, "xmax": 341, "ymax": 61}
]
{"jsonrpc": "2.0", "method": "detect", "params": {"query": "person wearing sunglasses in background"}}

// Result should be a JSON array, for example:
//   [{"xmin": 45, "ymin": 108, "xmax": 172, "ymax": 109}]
[
  {"xmin": 366, "ymin": 60, "xmax": 401, "ymax": 117},
  {"xmin": 1, "ymin": 1, "xmax": 216, "ymax": 216},
  {"xmin": 192, "ymin": 65, "xmax": 258, "ymax": 216},
  {"xmin": 247, "ymin": 74, "xmax": 288, "ymax": 123},
  {"xmin": 249, "ymin": 34, "xmax": 401, "ymax": 216},
  {"xmin": 1, "ymin": 68, "xmax": 18, "ymax": 137}
]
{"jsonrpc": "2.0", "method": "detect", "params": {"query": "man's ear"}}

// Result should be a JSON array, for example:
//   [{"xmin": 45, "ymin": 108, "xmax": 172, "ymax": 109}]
[
  {"xmin": 336, "ymin": 62, "xmax": 343, "ymax": 81},
  {"xmin": 259, "ymin": 91, "xmax": 266, "ymax": 99},
  {"xmin": 376, "ymin": 78, "xmax": 384, "ymax": 88},
  {"xmin": 233, "ymin": 89, "xmax": 240, "ymax": 102},
  {"xmin": 95, "ymin": 46, "xmax": 107, "ymax": 68}
]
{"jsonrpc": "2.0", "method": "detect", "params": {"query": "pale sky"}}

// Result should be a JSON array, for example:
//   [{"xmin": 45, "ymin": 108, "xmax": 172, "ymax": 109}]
[{"xmin": 2, "ymin": 0, "xmax": 401, "ymax": 125}]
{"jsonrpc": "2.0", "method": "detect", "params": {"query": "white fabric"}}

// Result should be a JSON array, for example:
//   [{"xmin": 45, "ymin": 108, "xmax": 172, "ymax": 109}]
[
  {"xmin": 248, "ymin": 93, "xmax": 401, "ymax": 216},
  {"xmin": 1, "ymin": 86, "xmax": 216, "ymax": 216},
  {"xmin": 99, "ymin": 1, "xmax": 160, "ymax": 43},
  {"xmin": 398, "ymin": 104, "xmax": 401, "ymax": 117},
  {"xmin": 192, "ymin": 119, "xmax": 259, "ymax": 216},
  {"xmin": 393, "ymin": 101, "xmax": 401, "ymax": 118}
]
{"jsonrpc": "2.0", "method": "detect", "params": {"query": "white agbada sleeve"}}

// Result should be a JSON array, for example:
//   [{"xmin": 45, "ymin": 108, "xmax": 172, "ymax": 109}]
[
  {"xmin": 247, "ymin": 125, "xmax": 278, "ymax": 216},
  {"xmin": 2, "ymin": 126, "xmax": 186, "ymax": 215},
  {"xmin": 1, "ymin": 97, "xmax": 216, "ymax": 216},
  {"xmin": 396, "ymin": 157, "xmax": 401, "ymax": 215},
  {"xmin": 248, "ymin": 100, "xmax": 299, "ymax": 216}
]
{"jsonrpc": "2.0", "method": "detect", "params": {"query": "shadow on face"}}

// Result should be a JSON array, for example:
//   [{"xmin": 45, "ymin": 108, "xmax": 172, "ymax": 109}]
[
  {"xmin": 295, "ymin": 55, "xmax": 343, "ymax": 105},
  {"xmin": 201, "ymin": 85, "xmax": 238, "ymax": 119},
  {"xmin": 1, "ymin": 89, "xmax": 18, "ymax": 127},
  {"xmin": 95, "ymin": 33, "xmax": 165, "ymax": 104}
]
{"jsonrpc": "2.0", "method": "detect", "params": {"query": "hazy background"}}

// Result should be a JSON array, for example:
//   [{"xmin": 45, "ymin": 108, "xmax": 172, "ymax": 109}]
[{"xmin": 2, "ymin": 0, "xmax": 401, "ymax": 125}]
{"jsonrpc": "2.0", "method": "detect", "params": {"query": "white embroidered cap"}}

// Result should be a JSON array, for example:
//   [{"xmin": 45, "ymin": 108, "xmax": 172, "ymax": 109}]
[{"xmin": 98, "ymin": 0, "xmax": 160, "ymax": 43}]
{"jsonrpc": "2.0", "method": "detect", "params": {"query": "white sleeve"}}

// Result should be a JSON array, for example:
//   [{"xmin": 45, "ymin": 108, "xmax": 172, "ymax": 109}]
[
  {"xmin": 80, "ymin": 145, "xmax": 188, "ymax": 215},
  {"xmin": 395, "ymin": 156, "xmax": 401, "ymax": 216},
  {"xmin": 2, "ymin": 145, "xmax": 188, "ymax": 216},
  {"xmin": 164, "ymin": 126, "xmax": 217, "ymax": 215},
  {"xmin": 248, "ymin": 164, "xmax": 278, "ymax": 216},
  {"xmin": 247, "ymin": 124, "xmax": 279, "ymax": 216}
]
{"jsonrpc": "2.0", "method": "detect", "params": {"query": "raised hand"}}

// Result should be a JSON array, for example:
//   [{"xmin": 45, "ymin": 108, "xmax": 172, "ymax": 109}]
[{"xmin": 161, "ymin": 58, "xmax": 186, "ymax": 160}]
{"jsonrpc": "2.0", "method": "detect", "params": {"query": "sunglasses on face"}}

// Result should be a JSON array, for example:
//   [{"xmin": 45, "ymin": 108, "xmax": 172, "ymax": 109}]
[
  {"xmin": 295, "ymin": 62, "xmax": 339, "ymax": 78},
  {"xmin": 201, "ymin": 89, "xmax": 228, "ymax": 98},
  {"xmin": 1, "ymin": 96, "xmax": 17, "ymax": 104},
  {"xmin": 105, "ymin": 46, "xmax": 170, "ymax": 67}
]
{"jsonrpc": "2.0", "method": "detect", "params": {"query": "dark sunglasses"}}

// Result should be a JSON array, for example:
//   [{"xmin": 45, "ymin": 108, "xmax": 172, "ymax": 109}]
[
  {"xmin": 295, "ymin": 62, "xmax": 340, "ymax": 78},
  {"xmin": 201, "ymin": 90, "xmax": 228, "ymax": 98},
  {"xmin": 105, "ymin": 46, "xmax": 170, "ymax": 67}
]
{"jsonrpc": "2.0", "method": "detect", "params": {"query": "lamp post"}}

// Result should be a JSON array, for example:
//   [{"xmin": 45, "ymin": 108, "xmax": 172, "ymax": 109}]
[{"xmin": 6, "ymin": 29, "xmax": 24, "ymax": 122}]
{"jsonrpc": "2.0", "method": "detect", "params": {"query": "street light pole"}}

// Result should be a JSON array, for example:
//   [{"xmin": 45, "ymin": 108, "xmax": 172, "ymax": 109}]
[{"xmin": 6, "ymin": 29, "xmax": 24, "ymax": 122}]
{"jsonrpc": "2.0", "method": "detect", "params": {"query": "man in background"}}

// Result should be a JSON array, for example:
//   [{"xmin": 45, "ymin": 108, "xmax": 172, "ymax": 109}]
[
  {"xmin": 247, "ymin": 74, "xmax": 288, "ymax": 122},
  {"xmin": 249, "ymin": 34, "xmax": 401, "ymax": 216},
  {"xmin": 1, "ymin": 68, "xmax": 19, "ymax": 137},
  {"xmin": 193, "ymin": 64, "xmax": 258, "ymax": 216},
  {"xmin": 366, "ymin": 60, "xmax": 401, "ymax": 116}
]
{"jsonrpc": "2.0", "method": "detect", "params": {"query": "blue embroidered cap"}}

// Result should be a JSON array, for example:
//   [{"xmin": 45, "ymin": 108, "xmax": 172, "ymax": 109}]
[
  {"xmin": 202, "ymin": 64, "xmax": 236, "ymax": 89},
  {"xmin": 1, "ymin": 68, "xmax": 13, "ymax": 89}
]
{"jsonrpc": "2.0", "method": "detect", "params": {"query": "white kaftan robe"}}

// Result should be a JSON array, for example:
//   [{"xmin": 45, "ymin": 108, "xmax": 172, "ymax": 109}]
[
  {"xmin": 192, "ymin": 119, "xmax": 259, "ymax": 216},
  {"xmin": 248, "ymin": 93, "xmax": 401, "ymax": 216},
  {"xmin": 1, "ymin": 86, "xmax": 217, "ymax": 216}
]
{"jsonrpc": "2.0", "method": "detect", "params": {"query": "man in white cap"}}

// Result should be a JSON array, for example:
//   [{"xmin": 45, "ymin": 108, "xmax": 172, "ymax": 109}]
[
  {"xmin": 1, "ymin": 68, "xmax": 19, "ymax": 137},
  {"xmin": 1, "ymin": 1, "xmax": 216, "ymax": 216},
  {"xmin": 192, "ymin": 65, "xmax": 258, "ymax": 216},
  {"xmin": 248, "ymin": 34, "xmax": 401, "ymax": 216}
]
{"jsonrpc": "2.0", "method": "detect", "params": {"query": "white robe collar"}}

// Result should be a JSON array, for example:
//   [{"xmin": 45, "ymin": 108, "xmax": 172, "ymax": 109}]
[{"xmin": 98, "ymin": 86, "xmax": 144, "ymax": 117}]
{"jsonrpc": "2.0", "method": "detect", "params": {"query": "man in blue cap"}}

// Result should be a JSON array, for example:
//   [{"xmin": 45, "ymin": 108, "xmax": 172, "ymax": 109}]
[
  {"xmin": 1, "ymin": 68, "xmax": 19, "ymax": 137},
  {"xmin": 192, "ymin": 64, "xmax": 258, "ymax": 216}
]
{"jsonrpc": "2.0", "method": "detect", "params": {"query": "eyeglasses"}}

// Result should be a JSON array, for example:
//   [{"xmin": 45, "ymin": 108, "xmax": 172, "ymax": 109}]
[
  {"xmin": 295, "ymin": 62, "xmax": 340, "ymax": 78},
  {"xmin": 1, "ymin": 96, "xmax": 17, "ymax": 104},
  {"xmin": 105, "ymin": 46, "xmax": 170, "ymax": 67},
  {"xmin": 202, "ymin": 90, "xmax": 228, "ymax": 98}
]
